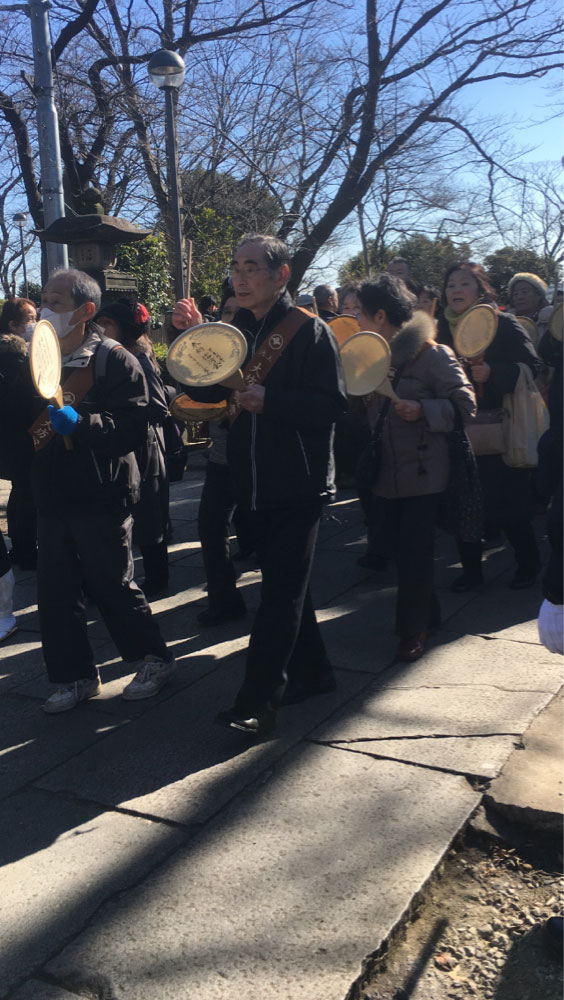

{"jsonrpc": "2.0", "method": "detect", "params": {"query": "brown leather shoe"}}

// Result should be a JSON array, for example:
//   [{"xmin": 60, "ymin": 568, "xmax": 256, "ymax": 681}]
[{"xmin": 395, "ymin": 632, "xmax": 426, "ymax": 662}]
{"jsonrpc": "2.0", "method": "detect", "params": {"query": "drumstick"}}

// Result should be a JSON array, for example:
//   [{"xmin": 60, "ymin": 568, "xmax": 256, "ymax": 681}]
[
  {"xmin": 460, "ymin": 356, "xmax": 485, "ymax": 398},
  {"xmin": 186, "ymin": 240, "xmax": 192, "ymax": 300}
]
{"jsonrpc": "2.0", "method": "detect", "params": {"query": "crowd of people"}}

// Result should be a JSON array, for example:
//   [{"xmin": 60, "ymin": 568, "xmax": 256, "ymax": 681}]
[{"xmin": 0, "ymin": 238, "xmax": 561, "ymax": 736}]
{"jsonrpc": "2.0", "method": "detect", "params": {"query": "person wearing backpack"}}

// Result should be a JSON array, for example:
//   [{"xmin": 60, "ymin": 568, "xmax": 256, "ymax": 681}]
[{"xmin": 96, "ymin": 299, "xmax": 170, "ymax": 596}]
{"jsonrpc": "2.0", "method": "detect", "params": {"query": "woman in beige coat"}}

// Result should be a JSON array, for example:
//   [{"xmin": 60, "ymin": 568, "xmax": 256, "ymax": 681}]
[{"xmin": 356, "ymin": 275, "xmax": 476, "ymax": 661}]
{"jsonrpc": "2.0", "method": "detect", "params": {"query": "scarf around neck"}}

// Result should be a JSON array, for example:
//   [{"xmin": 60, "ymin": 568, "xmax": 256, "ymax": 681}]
[{"xmin": 444, "ymin": 302, "xmax": 476, "ymax": 337}]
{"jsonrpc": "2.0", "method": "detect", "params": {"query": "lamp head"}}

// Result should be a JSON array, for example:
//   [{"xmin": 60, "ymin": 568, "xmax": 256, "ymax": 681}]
[{"xmin": 148, "ymin": 49, "xmax": 185, "ymax": 90}]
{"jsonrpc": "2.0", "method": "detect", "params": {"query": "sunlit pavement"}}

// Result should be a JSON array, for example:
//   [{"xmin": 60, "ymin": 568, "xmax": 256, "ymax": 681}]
[{"xmin": 1, "ymin": 463, "xmax": 561, "ymax": 1000}]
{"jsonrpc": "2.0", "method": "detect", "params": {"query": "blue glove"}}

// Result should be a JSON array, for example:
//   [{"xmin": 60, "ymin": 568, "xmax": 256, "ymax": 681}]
[{"xmin": 48, "ymin": 404, "xmax": 79, "ymax": 435}]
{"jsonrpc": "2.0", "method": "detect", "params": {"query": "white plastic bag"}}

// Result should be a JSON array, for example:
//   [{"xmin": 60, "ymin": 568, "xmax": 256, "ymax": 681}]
[{"xmin": 502, "ymin": 364, "xmax": 549, "ymax": 468}]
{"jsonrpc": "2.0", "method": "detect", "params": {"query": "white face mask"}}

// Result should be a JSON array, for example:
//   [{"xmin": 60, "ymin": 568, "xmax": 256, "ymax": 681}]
[
  {"xmin": 39, "ymin": 306, "xmax": 78, "ymax": 340},
  {"xmin": 23, "ymin": 322, "xmax": 35, "ymax": 341}
]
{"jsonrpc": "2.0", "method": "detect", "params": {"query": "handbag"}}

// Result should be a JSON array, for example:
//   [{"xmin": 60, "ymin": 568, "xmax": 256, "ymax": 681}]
[
  {"xmin": 502, "ymin": 363, "xmax": 549, "ymax": 468},
  {"xmin": 355, "ymin": 398, "xmax": 391, "ymax": 492},
  {"xmin": 438, "ymin": 407, "xmax": 484, "ymax": 543},
  {"xmin": 465, "ymin": 408, "xmax": 507, "ymax": 456}
]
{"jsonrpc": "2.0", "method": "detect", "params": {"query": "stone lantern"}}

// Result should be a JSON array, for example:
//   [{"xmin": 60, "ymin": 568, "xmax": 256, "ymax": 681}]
[{"xmin": 36, "ymin": 214, "xmax": 152, "ymax": 303}]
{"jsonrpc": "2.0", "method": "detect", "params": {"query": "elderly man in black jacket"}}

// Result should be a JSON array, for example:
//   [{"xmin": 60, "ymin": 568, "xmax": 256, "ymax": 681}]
[
  {"xmin": 173, "ymin": 235, "xmax": 347, "ymax": 735},
  {"xmin": 26, "ymin": 268, "xmax": 174, "ymax": 712}
]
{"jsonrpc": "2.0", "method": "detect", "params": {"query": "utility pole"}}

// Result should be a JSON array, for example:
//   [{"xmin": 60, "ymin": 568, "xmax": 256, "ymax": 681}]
[{"xmin": 28, "ymin": 0, "xmax": 68, "ymax": 273}]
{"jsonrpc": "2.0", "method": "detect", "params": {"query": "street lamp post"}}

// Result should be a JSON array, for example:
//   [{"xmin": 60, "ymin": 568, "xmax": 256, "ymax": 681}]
[
  {"xmin": 13, "ymin": 212, "xmax": 29, "ymax": 298},
  {"xmin": 28, "ymin": 0, "xmax": 68, "ymax": 273},
  {"xmin": 148, "ymin": 49, "xmax": 186, "ymax": 302}
]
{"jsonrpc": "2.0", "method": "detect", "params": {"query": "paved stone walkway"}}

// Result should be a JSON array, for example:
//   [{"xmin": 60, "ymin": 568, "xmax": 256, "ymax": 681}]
[{"xmin": 1, "ymin": 462, "xmax": 561, "ymax": 1000}]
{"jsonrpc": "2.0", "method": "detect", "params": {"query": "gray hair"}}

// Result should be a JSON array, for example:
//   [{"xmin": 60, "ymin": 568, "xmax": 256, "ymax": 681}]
[
  {"xmin": 237, "ymin": 234, "xmax": 291, "ymax": 274},
  {"xmin": 313, "ymin": 284, "xmax": 337, "ymax": 307},
  {"xmin": 50, "ymin": 268, "xmax": 102, "ymax": 310}
]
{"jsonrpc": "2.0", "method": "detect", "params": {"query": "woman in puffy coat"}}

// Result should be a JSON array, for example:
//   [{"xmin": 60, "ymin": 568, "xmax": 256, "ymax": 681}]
[
  {"xmin": 96, "ymin": 301, "xmax": 170, "ymax": 596},
  {"xmin": 356, "ymin": 274, "xmax": 476, "ymax": 662},
  {"xmin": 0, "ymin": 298, "xmax": 38, "ymax": 567},
  {"xmin": 437, "ymin": 262, "xmax": 542, "ymax": 592}
]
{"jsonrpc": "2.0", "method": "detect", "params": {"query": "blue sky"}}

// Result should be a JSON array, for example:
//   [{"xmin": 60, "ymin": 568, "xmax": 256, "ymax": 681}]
[
  {"xmin": 468, "ymin": 77, "xmax": 561, "ymax": 164},
  {"xmin": 316, "ymin": 70, "xmax": 563, "ymax": 285}
]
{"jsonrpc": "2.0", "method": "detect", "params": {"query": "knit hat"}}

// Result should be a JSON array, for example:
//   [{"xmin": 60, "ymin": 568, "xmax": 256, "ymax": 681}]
[
  {"xmin": 507, "ymin": 273, "xmax": 548, "ymax": 299},
  {"xmin": 96, "ymin": 300, "xmax": 150, "ymax": 340}
]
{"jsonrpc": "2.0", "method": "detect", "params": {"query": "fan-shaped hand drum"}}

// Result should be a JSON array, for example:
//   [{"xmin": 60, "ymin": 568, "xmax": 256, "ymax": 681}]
[
  {"xmin": 328, "ymin": 314, "xmax": 360, "ymax": 346},
  {"xmin": 30, "ymin": 319, "xmax": 72, "ymax": 450},
  {"xmin": 453, "ymin": 304, "xmax": 498, "ymax": 359},
  {"xmin": 167, "ymin": 322, "xmax": 247, "ymax": 389},
  {"xmin": 339, "ymin": 331, "xmax": 399, "ymax": 400}
]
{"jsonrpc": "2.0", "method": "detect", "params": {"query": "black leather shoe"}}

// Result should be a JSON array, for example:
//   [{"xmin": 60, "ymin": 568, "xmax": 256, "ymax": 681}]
[
  {"xmin": 197, "ymin": 605, "xmax": 246, "ymax": 627},
  {"xmin": 450, "ymin": 573, "xmax": 484, "ymax": 593},
  {"xmin": 282, "ymin": 672, "xmax": 337, "ymax": 705},
  {"xmin": 215, "ymin": 708, "xmax": 276, "ymax": 737},
  {"xmin": 395, "ymin": 633, "xmax": 426, "ymax": 662}
]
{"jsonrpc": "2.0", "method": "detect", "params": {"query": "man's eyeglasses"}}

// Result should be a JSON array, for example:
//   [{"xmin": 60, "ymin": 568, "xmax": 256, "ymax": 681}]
[{"xmin": 228, "ymin": 265, "xmax": 271, "ymax": 280}]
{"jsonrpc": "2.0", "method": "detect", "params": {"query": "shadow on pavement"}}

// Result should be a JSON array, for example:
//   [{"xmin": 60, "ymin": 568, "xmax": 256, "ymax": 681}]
[{"xmin": 0, "ymin": 475, "xmax": 551, "ymax": 999}]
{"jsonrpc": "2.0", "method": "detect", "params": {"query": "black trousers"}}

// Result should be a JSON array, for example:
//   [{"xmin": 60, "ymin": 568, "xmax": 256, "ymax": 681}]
[
  {"xmin": 7, "ymin": 474, "xmax": 37, "ymax": 563},
  {"xmin": 457, "ymin": 456, "xmax": 539, "ymax": 578},
  {"xmin": 373, "ymin": 493, "xmax": 442, "ymax": 639},
  {"xmin": 232, "ymin": 504, "xmax": 255, "ymax": 556},
  {"xmin": 37, "ymin": 509, "xmax": 169, "ymax": 683},
  {"xmin": 234, "ymin": 501, "xmax": 331, "ymax": 715},
  {"xmin": 357, "ymin": 479, "xmax": 394, "ymax": 560},
  {"xmin": 198, "ymin": 461, "xmax": 245, "ymax": 614}
]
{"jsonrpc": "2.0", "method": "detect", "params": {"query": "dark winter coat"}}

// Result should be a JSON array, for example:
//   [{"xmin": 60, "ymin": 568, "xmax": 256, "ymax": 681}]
[
  {"xmin": 189, "ymin": 291, "xmax": 348, "ymax": 509},
  {"xmin": 136, "ymin": 352, "xmax": 168, "ymax": 482},
  {"xmin": 131, "ymin": 351, "xmax": 169, "ymax": 545},
  {"xmin": 28, "ymin": 334, "xmax": 149, "ymax": 516},
  {"xmin": 0, "ymin": 335, "xmax": 35, "ymax": 480}
]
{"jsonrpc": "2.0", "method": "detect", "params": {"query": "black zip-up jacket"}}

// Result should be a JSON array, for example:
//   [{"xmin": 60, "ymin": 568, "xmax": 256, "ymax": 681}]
[
  {"xmin": 190, "ymin": 292, "xmax": 347, "ymax": 509},
  {"xmin": 136, "ymin": 351, "xmax": 168, "ymax": 481},
  {"xmin": 27, "ymin": 339, "xmax": 149, "ymax": 516}
]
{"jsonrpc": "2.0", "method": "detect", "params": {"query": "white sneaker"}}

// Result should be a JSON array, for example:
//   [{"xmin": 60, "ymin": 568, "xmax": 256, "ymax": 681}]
[
  {"xmin": 42, "ymin": 675, "xmax": 102, "ymax": 714},
  {"xmin": 122, "ymin": 655, "xmax": 176, "ymax": 701},
  {"xmin": 0, "ymin": 615, "xmax": 17, "ymax": 642}
]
